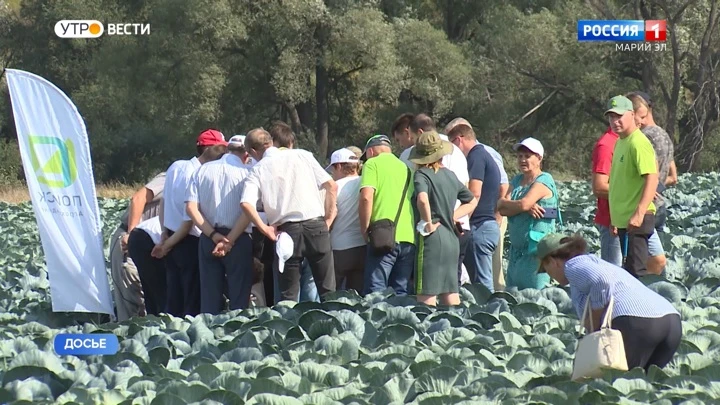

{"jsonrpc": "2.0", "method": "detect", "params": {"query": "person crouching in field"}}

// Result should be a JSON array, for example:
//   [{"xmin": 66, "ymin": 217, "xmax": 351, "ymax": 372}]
[
  {"xmin": 410, "ymin": 131, "xmax": 477, "ymax": 306},
  {"xmin": 537, "ymin": 233, "xmax": 681, "ymax": 371}
]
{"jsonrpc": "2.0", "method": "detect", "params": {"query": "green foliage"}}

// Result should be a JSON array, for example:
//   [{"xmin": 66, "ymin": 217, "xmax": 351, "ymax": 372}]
[
  {"xmin": 0, "ymin": 0, "xmax": 718, "ymax": 180},
  {"xmin": 0, "ymin": 139, "xmax": 22, "ymax": 186},
  {"xmin": 0, "ymin": 174, "xmax": 719, "ymax": 402}
]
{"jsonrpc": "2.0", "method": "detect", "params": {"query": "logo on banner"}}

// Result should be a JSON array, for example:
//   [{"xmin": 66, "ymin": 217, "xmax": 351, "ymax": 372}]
[{"xmin": 29, "ymin": 136, "xmax": 78, "ymax": 188}]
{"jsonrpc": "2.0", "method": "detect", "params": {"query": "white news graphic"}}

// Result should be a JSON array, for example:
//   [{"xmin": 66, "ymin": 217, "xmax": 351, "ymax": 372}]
[{"xmin": 5, "ymin": 69, "xmax": 113, "ymax": 315}]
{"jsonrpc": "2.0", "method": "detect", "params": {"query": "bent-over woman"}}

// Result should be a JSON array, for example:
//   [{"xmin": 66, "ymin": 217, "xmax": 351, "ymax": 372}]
[{"xmin": 537, "ymin": 233, "xmax": 682, "ymax": 371}]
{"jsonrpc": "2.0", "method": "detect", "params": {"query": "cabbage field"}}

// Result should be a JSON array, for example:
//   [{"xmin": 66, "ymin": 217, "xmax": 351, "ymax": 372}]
[{"xmin": 0, "ymin": 174, "xmax": 719, "ymax": 404}]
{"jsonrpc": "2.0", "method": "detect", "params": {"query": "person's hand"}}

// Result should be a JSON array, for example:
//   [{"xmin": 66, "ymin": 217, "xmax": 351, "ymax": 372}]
[
  {"xmin": 151, "ymin": 242, "xmax": 170, "ymax": 259},
  {"xmin": 262, "ymin": 224, "xmax": 278, "ymax": 241},
  {"xmin": 212, "ymin": 240, "xmax": 232, "ymax": 257},
  {"xmin": 120, "ymin": 234, "xmax": 130, "ymax": 254},
  {"xmin": 628, "ymin": 211, "xmax": 644, "ymax": 230},
  {"xmin": 211, "ymin": 232, "xmax": 230, "ymax": 245},
  {"xmin": 424, "ymin": 221, "xmax": 441, "ymax": 235},
  {"xmin": 495, "ymin": 213, "xmax": 503, "ymax": 225},
  {"xmin": 654, "ymin": 191, "xmax": 662, "ymax": 201},
  {"xmin": 529, "ymin": 204, "xmax": 545, "ymax": 219},
  {"xmin": 362, "ymin": 231, "xmax": 369, "ymax": 243},
  {"xmin": 611, "ymin": 226, "xmax": 618, "ymax": 237}
]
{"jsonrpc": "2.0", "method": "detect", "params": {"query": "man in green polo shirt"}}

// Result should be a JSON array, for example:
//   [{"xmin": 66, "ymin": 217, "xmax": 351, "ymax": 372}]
[
  {"xmin": 359, "ymin": 134, "xmax": 416, "ymax": 296},
  {"xmin": 605, "ymin": 95, "xmax": 659, "ymax": 277}
]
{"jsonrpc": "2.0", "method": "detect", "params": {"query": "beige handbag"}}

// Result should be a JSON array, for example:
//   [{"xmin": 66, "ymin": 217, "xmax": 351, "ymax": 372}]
[{"xmin": 571, "ymin": 296, "xmax": 629, "ymax": 381}]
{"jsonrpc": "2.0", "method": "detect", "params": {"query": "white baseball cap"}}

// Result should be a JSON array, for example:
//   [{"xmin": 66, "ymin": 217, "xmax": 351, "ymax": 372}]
[
  {"xmin": 325, "ymin": 148, "xmax": 360, "ymax": 170},
  {"xmin": 228, "ymin": 135, "xmax": 246, "ymax": 148},
  {"xmin": 275, "ymin": 232, "xmax": 294, "ymax": 274},
  {"xmin": 513, "ymin": 137, "xmax": 544, "ymax": 158}
]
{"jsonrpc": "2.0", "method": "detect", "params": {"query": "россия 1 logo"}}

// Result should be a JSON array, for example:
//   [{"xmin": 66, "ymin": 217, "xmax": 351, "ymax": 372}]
[
  {"xmin": 29, "ymin": 135, "xmax": 78, "ymax": 189},
  {"xmin": 55, "ymin": 20, "xmax": 150, "ymax": 38}
]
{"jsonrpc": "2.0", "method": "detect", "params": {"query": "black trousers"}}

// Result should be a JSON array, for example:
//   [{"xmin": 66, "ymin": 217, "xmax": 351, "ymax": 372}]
[
  {"xmin": 618, "ymin": 213, "xmax": 655, "ymax": 277},
  {"xmin": 127, "ymin": 228, "xmax": 166, "ymax": 316},
  {"xmin": 613, "ymin": 313, "xmax": 682, "ymax": 371},
  {"xmin": 276, "ymin": 218, "xmax": 335, "ymax": 301},
  {"xmin": 165, "ymin": 232, "xmax": 200, "ymax": 317}
]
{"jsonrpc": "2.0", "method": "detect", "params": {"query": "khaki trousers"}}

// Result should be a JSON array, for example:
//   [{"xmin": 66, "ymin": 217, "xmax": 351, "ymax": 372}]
[
  {"xmin": 110, "ymin": 226, "xmax": 146, "ymax": 321},
  {"xmin": 492, "ymin": 216, "xmax": 507, "ymax": 291}
]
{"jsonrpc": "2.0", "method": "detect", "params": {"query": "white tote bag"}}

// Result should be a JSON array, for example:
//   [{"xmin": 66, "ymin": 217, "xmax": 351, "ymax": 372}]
[{"xmin": 571, "ymin": 296, "xmax": 629, "ymax": 381}]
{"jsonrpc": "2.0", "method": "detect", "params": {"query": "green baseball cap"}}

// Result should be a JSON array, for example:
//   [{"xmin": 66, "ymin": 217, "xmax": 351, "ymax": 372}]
[
  {"xmin": 536, "ymin": 233, "xmax": 572, "ymax": 273},
  {"xmin": 604, "ymin": 95, "xmax": 634, "ymax": 116}
]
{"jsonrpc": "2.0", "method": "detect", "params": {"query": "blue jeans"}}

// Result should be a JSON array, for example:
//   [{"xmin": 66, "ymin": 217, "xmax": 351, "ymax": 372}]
[
  {"xmin": 467, "ymin": 221, "xmax": 500, "ymax": 293},
  {"xmin": 273, "ymin": 259, "xmax": 319, "ymax": 304},
  {"xmin": 363, "ymin": 242, "xmax": 416, "ymax": 296},
  {"xmin": 598, "ymin": 225, "xmax": 663, "ymax": 267},
  {"xmin": 598, "ymin": 225, "xmax": 623, "ymax": 267}
]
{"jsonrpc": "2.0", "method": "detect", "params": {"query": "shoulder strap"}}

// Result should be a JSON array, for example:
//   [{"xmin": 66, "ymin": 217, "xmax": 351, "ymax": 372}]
[
  {"xmin": 582, "ymin": 295, "xmax": 615, "ymax": 332},
  {"xmin": 581, "ymin": 297, "xmax": 592, "ymax": 332},
  {"xmin": 394, "ymin": 167, "xmax": 412, "ymax": 225},
  {"xmin": 534, "ymin": 173, "xmax": 564, "ymax": 228},
  {"xmin": 601, "ymin": 296, "xmax": 615, "ymax": 329}
]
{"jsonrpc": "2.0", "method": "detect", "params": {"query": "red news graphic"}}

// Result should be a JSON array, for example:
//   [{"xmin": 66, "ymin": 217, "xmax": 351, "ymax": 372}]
[{"xmin": 645, "ymin": 20, "xmax": 667, "ymax": 42}]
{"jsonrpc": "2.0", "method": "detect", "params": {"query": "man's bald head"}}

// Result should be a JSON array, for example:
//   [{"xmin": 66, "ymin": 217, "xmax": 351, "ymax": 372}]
[
  {"xmin": 444, "ymin": 117, "xmax": 472, "ymax": 135},
  {"xmin": 245, "ymin": 128, "xmax": 273, "ymax": 160}
]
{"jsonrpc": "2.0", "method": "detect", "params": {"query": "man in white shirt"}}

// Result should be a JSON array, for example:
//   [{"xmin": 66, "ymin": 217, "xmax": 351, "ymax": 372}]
[
  {"xmin": 186, "ymin": 139, "xmax": 254, "ymax": 314},
  {"xmin": 444, "ymin": 117, "xmax": 510, "ymax": 292},
  {"xmin": 268, "ymin": 122, "xmax": 319, "ymax": 303},
  {"xmin": 392, "ymin": 113, "xmax": 471, "ymax": 285},
  {"xmin": 240, "ymin": 128, "xmax": 338, "ymax": 302},
  {"xmin": 326, "ymin": 147, "xmax": 365, "ymax": 293},
  {"xmin": 156, "ymin": 129, "xmax": 227, "ymax": 317}
]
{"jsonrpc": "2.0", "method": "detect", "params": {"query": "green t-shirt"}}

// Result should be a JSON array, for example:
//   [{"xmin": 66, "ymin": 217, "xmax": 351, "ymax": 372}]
[
  {"xmin": 609, "ymin": 128, "xmax": 657, "ymax": 228},
  {"xmin": 360, "ymin": 153, "xmax": 415, "ymax": 244}
]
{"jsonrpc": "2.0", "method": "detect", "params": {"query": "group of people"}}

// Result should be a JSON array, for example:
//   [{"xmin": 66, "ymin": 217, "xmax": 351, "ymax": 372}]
[
  {"xmin": 536, "ymin": 91, "xmax": 682, "ymax": 373},
  {"xmin": 107, "ymin": 93, "xmax": 682, "ymax": 373}
]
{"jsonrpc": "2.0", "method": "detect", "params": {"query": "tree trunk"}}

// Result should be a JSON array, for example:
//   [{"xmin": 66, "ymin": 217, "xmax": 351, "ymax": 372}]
[
  {"xmin": 315, "ymin": 63, "xmax": 329, "ymax": 158},
  {"xmin": 676, "ymin": 0, "xmax": 719, "ymax": 171},
  {"xmin": 283, "ymin": 102, "xmax": 303, "ymax": 136},
  {"xmin": 297, "ymin": 102, "xmax": 313, "ymax": 131}
]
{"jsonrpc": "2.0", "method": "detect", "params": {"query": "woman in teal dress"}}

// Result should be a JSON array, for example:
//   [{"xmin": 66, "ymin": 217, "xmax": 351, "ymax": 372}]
[{"xmin": 498, "ymin": 137, "xmax": 560, "ymax": 290}]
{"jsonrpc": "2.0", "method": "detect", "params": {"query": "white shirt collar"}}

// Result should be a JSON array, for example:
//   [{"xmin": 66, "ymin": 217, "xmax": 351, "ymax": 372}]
[{"xmin": 263, "ymin": 146, "xmax": 281, "ymax": 159}]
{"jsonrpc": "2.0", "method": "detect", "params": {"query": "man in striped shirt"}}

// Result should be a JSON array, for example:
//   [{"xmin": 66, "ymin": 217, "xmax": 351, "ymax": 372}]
[
  {"xmin": 186, "ymin": 139, "xmax": 254, "ymax": 314},
  {"xmin": 156, "ymin": 129, "xmax": 227, "ymax": 317},
  {"xmin": 240, "ymin": 128, "xmax": 338, "ymax": 302}
]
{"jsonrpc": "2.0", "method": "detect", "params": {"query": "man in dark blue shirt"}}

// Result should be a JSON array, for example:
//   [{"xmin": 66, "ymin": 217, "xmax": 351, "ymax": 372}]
[{"xmin": 447, "ymin": 124, "xmax": 501, "ymax": 292}]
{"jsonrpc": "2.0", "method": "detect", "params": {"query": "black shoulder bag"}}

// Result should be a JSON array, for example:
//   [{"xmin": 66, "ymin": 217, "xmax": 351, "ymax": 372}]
[{"xmin": 367, "ymin": 167, "xmax": 412, "ymax": 255}]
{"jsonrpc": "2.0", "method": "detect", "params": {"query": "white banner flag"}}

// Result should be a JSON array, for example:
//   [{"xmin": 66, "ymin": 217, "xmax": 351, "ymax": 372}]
[{"xmin": 5, "ymin": 68, "xmax": 113, "ymax": 315}]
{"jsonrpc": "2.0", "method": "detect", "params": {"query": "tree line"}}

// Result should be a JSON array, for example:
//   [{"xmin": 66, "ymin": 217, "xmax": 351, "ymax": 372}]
[{"xmin": 0, "ymin": 0, "xmax": 718, "ymax": 185}]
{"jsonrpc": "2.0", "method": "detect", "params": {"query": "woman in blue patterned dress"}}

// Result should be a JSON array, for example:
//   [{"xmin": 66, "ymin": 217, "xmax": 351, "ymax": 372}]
[{"xmin": 498, "ymin": 137, "xmax": 560, "ymax": 290}]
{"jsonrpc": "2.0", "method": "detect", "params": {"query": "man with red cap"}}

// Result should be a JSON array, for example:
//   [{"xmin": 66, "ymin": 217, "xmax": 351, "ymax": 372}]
[{"xmin": 153, "ymin": 129, "xmax": 227, "ymax": 317}]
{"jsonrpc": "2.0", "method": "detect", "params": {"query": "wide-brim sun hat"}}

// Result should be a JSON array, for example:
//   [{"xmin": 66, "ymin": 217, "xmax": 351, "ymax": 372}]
[{"xmin": 409, "ymin": 130, "xmax": 453, "ymax": 165}]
